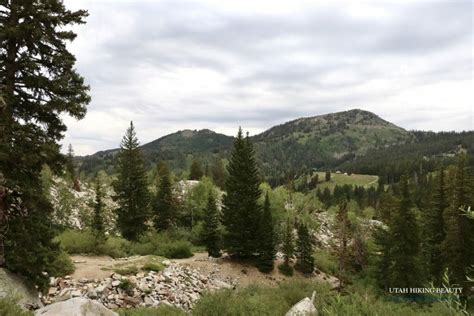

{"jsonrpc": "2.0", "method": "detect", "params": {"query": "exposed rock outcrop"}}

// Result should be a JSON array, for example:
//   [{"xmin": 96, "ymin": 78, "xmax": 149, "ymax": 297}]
[
  {"xmin": 35, "ymin": 297, "xmax": 117, "ymax": 316},
  {"xmin": 0, "ymin": 268, "xmax": 41, "ymax": 309}
]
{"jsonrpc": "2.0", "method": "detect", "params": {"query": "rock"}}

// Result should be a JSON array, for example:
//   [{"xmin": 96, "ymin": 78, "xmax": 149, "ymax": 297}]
[
  {"xmin": 87, "ymin": 290, "xmax": 98, "ymax": 299},
  {"xmin": 0, "ymin": 268, "xmax": 42, "ymax": 309},
  {"xmin": 162, "ymin": 260, "xmax": 171, "ymax": 266},
  {"xmin": 213, "ymin": 280, "xmax": 232, "ymax": 289},
  {"xmin": 71, "ymin": 290, "xmax": 82, "ymax": 297},
  {"xmin": 111, "ymin": 280, "xmax": 121, "ymax": 287},
  {"xmin": 285, "ymin": 291, "xmax": 318, "ymax": 316},
  {"xmin": 35, "ymin": 297, "xmax": 118, "ymax": 316},
  {"xmin": 123, "ymin": 296, "xmax": 141, "ymax": 306}
]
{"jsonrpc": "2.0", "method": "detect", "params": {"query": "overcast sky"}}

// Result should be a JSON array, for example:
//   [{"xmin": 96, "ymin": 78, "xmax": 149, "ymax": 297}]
[{"xmin": 62, "ymin": 0, "xmax": 473, "ymax": 155}]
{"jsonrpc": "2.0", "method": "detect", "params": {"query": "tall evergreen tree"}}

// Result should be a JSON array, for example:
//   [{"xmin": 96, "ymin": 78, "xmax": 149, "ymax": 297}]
[
  {"xmin": 388, "ymin": 175, "xmax": 423, "ymax": 289},
  {"xmin": 211, "ymin": 158, "xmax": 226, "ymax": 189},
  {"xmin": 189, "ymin": 159, "xmax": 204, "ymax": 180},
  {"xmin": 153, "ymin": 173, "xmax": 176, "ymax": 231},
  {"xmin": 0, "ymin": 0, "xmax": 90, "ymax": 288},
  {"xmin": 202, "ymin": 192, "xmax": 220, "ymax": 258},
  {"xmin": 281, "ymin": 216, "xmax": 295, "ymax": 270},
  {"xmin": 66, "ymin": 144, "xmax": 81, "ymax": 191},
  {"xmin": 256, "ymin": 193, "xmax": 276, "ymax": 272},
  {"xmin": 92, "ymin": 178, "xmax": 105, "ymax": 241},
  {"xmin": 335, "ymin": 200, "xmax": 352, "ymax": 288},
  {"xmin": 295, "ymin": 223, "xmax": 314, "ymax": 274},
  {"xmin": 442, "ymin": 154, "xmax": 473, "ymax": 301},
  {"xmin": 113, "ymin": 122, "xmax": 150, "ymax": 241},
  {"xmin": 422, "ymin": 166, "xmax": 447, "ymax": 284},
  {"xmin": 222, "ymin": 128, "xmax": 262, "ymax": 258}
]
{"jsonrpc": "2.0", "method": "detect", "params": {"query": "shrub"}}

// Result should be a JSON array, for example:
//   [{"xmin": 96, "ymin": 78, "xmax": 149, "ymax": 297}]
[
  {"xmin": 48, "ymin": 251, "xmax": 75, "ymax": 277},
  {"xmin": 314, "ymin": 249, "xmax": 338, "ymax": 275},
  {"xmin": 114, "ymin": 265, "xmax": 139, "ymax": 275},
  {"xmin": 95, "ymin": 237, "xmax": 130, "ymax": 258},
  {"xmin": 56, "ymin": 229, "xmax": 96, "ymax": 254},
  {"xmin": 0, "ymin": 297, "xmax": 33, "ymax": 316},
  {"xmin": 141, "ymin": 262, "xmax": 164, "ymax": 272},
  {"xmin": 278, "ymin": 263, "xmax": 294, "ymax": 276},
  {"xmin": 157, "ymin": 240, "xmax": 193, "ymax": 259},
  {"xmin": 118, "ymin": 279, "xmax": 135, "ymax": 291}
]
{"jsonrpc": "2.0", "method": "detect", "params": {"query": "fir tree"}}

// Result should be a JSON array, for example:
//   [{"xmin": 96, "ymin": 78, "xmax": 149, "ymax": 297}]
[
  {"xmin": 422, "ymin": 166, "xmax": 447, "ymax": 284},
  {"xmin": 202, "ymin": 192, "xmax": 221, "ymax": 258},
  {"xmin": 211, "ymin": 158, "xmax": 226, "ymax": 189},
  {"xmin": 256, "ymin": 193, "xmax": 276, "ymax": 272},
  {"xmin": 325, "ymin": 171, "xmax": 331, "ymax": 182},
  {"xmin": 153, "ymin": 173, "xmax": 176, "ymax": 231},
  {"xmin": 442, "ymin": 154, "xmax": 473, "ymax": 302},
  {"xmin": 222, "ymin": 128, "xmax": 262, "ymax": 258},
  {"xmin": 113, "ymin": 122, "xmax": 150, "ymax": 241},
  {"xmin": 335, "ymin": 200, "xmax": 352, "ymax": 288},
  {"xmin": 67, "ymin": 144, "xmax": 81, "ymax": 192},
  {"xmin": 295, "ymin": 223, "xmax": 314, "ymax": 274},
  {"xmin": 388, "ymin": 175, "xmax": 423, "ymax": 289},
  {"xmin": 92, "ymin": 179, "xmax": 105, "ymax": 241},
  {"xmin": 0, "ymin": 0, "xmax": 90, "ymax": 288},
  {"xmin": 280, "ymin": 217, "xmax": 295, "ymax": 271},
  {"xmin": 189, "ymin": 159, "xmax": 204, "ymax": 180}
]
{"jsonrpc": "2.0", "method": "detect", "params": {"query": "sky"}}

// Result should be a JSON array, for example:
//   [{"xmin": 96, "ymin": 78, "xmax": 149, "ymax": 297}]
[{"xmin": 61, "ymin": 0, "xmax": 473, "ymax": 155}]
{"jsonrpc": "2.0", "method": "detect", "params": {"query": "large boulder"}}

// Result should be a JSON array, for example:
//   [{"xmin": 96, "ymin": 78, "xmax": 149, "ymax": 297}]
[
  {"xmin": 35, "ymin": 297, "xmax": 118, "ymax": 316},
  {"xmin": 0, "ymin": 268, "xmax": 41, "ymax": 309},
  {"xmin": 285, "ymin": 291, "xmax": 318, "ymax": 316}
]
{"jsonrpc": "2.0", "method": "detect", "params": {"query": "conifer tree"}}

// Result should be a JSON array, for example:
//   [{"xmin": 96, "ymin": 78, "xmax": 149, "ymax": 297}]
[
  {"xmin": 388, "ymin": 175, "xmax": 423, "ymax": 289},
  {"xmin": 153, "ymin": 173, "xmax": 176, "ymax": 231},
  {"xmin": 280, "ymin": 216, "xmax": 295, "ymax": 273},
  {"xmin": 325, "ymin": 171, "xmax": 331, "ymax": 182},
  {"xmin": 295, "ymin": 223, "xmax": 315, "ymax": 274},
  {"xmin": 93, "ymin": 179, "xmax": 105, "ymax": 241},
  {"xmin": 0, "ymin": 0, "xmax": 90, "ymax": 288},
  {"xmin": 211, "ymin": 158, "xmax": 226, "ymax": 189},
  {"xmin": 256, "ymin": 193, "xmax": 276, "ymax": 272},
  {"xmin": 202, "ymin": 192, "xmax": 220, "ymax": 258},
  {"xmin": 189, "ymin": 159, "xmax": 204, "ymax": 180},
  {"xmin": 66, "ymin": 144, "xmax": 81, "ymax": 192},
  {"xmin": 335, "ymin": 200, "xmax": 352, "ymax": 288},
  {"xmin": 113, "ymin": 122, "xmax": 150, "ymax": 241},
  {"xmin": 442, "ymin": 154, "xmax": 473, "ymax": 301},
  {"xmin": 422, "ymin": 166, "xmax": 447, "ymax": 284},
  {"xmin": 222, "ymin": 128, "xmax": 262, "ymax": 258}
]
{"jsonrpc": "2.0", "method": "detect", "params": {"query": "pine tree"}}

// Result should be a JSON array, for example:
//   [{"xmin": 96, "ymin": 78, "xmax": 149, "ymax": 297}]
[
  {"xmin": 295, "ymin": 223, "xmax": 314, "ymax": 274},
  {"xmin": 92, "ymin": 179, "xmax": 105, "ymax": 241},
  {"xmin": 153, "ymin": 173, "xmax": 176, "ymax": 231},
  {"xmin": 222, "ymin": 128, "xmax": 262, "ymax": 258},
  {"xmin": 202, "ymin": 192, "xmax": 221, "ymax": 258},
  {"xmin": 0, "ymin": 1, "xmax": 90, "ymax": 288},
  {"xmin": 335, "ymin": 200, "xmax": 352, "ymax": 288},
  {"xmin": 189, "ymin": 159, "xmax": 204, "ymax": 180},
  {"xmin": 256, "ymin": 193, "xmax": 276, "ymax": 272},
  {"xmin": 325, "ymin": 171, "xmax": 331, "ymax": 182},
  {"xmin": 280, "ymin": 217, "xmax": 295, "ymax": 271},
  {"xmin": 388, "ymin": 175, "xmax": 423, "ymax": 289},
  {"xmin": 422, "ymin": 166, "xmax": 447, "ymax": 284},
  {"xmin": 211, "ymin": 158, "xmax": 226, "ymax": 189},
  {"xmin": 66, "ymin": 144, "xmax": 81, "ymax": 191},
  {"xmin": 442, "ymin": 154, "xmax": 473, "ymax": 301},
  {"xmin": 113, "ymin": 122, "xmax": 150, "ymax": 241}
]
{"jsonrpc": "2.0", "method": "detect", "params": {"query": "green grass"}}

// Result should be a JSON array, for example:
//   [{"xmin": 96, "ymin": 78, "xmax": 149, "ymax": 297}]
[
  {"xmin": 0, "ymin": 297, "xmax": 33, "ymax": 316},
  {"xmin": 117, "ymin": 305, "xmax": 186, "ymax": 316},
  {"xmin": 314, "ymin": 248, "xmax": 338, "ymax": 275},
  {"xmin": 315, "ymin": 172, "xmax": 378, "ymax": 192}
]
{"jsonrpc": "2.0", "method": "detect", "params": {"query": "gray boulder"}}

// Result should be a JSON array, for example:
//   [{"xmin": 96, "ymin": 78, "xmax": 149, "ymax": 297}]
[
  {"xmin": 0, "ymin": 268, "xmax": 41, "ymax": 309},
  {"xmin": 285, "ymin": 291, "xmax": 318, "ymax": 316},
  {"xmin": 35, "ymin": 297, "xmax": 118, "ymax": 316}
]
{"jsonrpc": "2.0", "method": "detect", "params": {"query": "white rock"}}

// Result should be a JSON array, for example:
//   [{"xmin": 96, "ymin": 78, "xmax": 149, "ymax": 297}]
[{"xmin": 35, "ymin": 297, "xmax": 118, "ymax": 316}]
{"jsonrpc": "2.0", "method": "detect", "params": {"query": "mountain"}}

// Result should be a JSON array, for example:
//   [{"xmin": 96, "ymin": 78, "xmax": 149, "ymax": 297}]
[
  {"xmin": 252, "ymin": 109, "xmax": 412, "ymax": 180},
  {"xmin": 78, "ymin": 129, "xmax": 234, "ymax": 175},
  {"xmin": 77, "ymin": 109, "xmax": 472, "ymax": 182}
]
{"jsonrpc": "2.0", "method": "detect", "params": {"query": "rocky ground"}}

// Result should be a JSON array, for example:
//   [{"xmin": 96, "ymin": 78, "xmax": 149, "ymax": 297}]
[{"xmin": 41, "ymin": 253, "xmax": 339, "ymax": 311}]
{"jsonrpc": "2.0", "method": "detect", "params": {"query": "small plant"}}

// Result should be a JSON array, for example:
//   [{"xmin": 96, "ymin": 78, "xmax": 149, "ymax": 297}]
[
  {"xmin": 114, "ymin": 265, "xmax": 139, "ymax": 275},
  {"xmin": 118, "ymin": 279, "xmax": 135, "ymax": 291},
  {"xmin": 141, "ymin": 262, "xmax": 164, "ymax": 272},
  {"xmin": 278, "ymin": 263, "xmax": 294, "ymax": 276}
]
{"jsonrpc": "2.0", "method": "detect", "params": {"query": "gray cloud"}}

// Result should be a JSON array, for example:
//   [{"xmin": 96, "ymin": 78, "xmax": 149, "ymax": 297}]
[{"xmin": 62, "ymin": 0, "xmax": 473, "ymax": 155}]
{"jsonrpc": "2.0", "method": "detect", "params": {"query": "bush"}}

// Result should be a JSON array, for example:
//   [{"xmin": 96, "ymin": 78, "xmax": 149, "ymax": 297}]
[
  {"xmin": 95, "ymin": 237, "xmax": 130, "ymax": 258},
  {"xmin": 0, "ymin": 297, "xmax": 33, "ymax": 316},
  {"xmin": 278, "ymin": 263, "xmax": 294, "ymax": 276},
  {"xmin": 314, "ymin": 249, "xmax": 338, "ymax": 275},
  {"xmin": 157, "ymin": 240, "xmax": 193, "ymax": 259},
  {"xmin": 117, "ymin": 305, "xmax": 186, "ymax": 316},
  {"xmin": 118, "ymin": 279, "xmax": 135, "ymax": 291},
  {"xmin": 56, "ymin": 229, "xmax": 96, "ymax": 254},
  {"xmin": 141, "ymin": 262, "xmax": 164, "ymax": 272},
  {"xmin": 114, "ymin": 265, "xmax": 139, "ymax": 275},
  {"xmin": 48, "ymin": 251, "xmax": 75, "ymax": 276}
]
